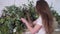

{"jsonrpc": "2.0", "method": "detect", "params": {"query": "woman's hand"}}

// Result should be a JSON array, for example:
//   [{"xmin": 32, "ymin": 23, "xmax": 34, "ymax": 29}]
[
  {"xmin": 20, "ymin": 18, "xmax": 28, "ymax": 24},
  {"xmin": 33, "ymin": 21, "xmax": 36, "ymax": 25}
]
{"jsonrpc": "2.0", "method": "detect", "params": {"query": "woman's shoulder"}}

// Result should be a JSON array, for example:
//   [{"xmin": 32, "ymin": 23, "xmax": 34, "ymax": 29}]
[
  {"xmin": 35, "ymin": 15, "xmax": 43, "ymax": 25},
  {"xmin": 37, "ymin": 15, "xmax": 42, "ymax": 20}
]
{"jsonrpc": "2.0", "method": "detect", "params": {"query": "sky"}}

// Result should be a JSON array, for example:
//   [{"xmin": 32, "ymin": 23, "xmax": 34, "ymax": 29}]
[{"xmin": 0, "ymin": 0, "xmax": 60, "ymax": 17}]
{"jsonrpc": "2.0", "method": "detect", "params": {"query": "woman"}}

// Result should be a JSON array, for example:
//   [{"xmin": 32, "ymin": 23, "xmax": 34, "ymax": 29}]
[{"xmin": 20, "ymin": 0, "xmax": 54, "ymax": 34}]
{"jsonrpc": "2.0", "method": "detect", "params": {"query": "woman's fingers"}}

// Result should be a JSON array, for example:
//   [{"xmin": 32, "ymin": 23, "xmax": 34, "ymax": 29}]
[{"xmin": 20, "ymin": 18, "xmax": 27, "ymax": 23}]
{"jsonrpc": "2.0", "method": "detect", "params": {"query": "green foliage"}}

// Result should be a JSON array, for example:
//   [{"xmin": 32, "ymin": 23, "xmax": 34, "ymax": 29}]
[{"xmin": 0, "ymin": 0, "xmax": 38, "ymax": 34}]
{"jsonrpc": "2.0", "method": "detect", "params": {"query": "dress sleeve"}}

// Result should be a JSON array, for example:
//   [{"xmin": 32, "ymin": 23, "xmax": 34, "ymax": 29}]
[{"xmin": 36, "ymin": 16, "xmax": 43, "ymax": 25}]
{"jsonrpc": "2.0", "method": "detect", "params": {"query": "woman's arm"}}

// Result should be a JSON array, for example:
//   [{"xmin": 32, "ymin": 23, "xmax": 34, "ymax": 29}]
[
  {"xmin": 21, "ymin": 18, "xmax": 42, "ymax": 34},
  {"xmin": 25, "ymin": 22, "xmax": 42, "ymax": 34}
]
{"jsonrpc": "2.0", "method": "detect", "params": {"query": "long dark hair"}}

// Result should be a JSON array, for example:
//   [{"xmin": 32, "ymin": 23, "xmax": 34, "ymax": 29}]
[{"xmin": 36, "ymin": 0, "xmax": 54, "ymax": 34}]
